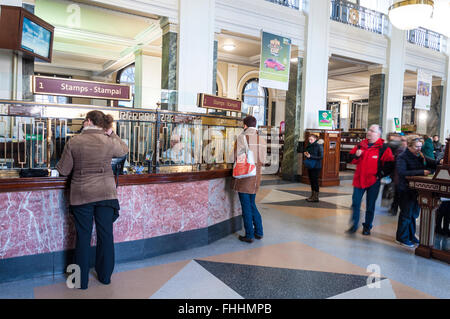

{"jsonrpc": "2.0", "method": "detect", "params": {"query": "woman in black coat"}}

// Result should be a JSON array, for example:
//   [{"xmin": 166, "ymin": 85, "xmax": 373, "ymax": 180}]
[
  {"xmin": 304, "ymin": 134, "xmax": 324, "ymax": 202},
  {"xmin": 395, "ymin": 135, "xmax": 441, "ymax": 248}
]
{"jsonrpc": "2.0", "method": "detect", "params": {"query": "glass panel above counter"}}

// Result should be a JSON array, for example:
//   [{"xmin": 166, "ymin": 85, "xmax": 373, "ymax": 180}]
[{"xmin": 0, "ymin": 100, "xmax": 243, "ymax": 177}]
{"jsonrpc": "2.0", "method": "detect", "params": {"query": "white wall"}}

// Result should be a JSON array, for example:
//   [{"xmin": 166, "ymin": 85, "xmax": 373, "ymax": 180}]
[
  {"xmin": 177, "ymin": 0, "xmax": 215, "ymax": 113},
  {"xmin": 0, "ymin": 50, "xmax": 13, "ymax": 99},
  {"xmin": 383, "ymin": 27, "xmax": 406, "ymax": 135},
  {"xmin": 301, "ymin": 0, "xmax": 330, "ymax": 133},
  {"xmin": 135, "ymin": 53, "xmax": 162, "ymax": 109}
]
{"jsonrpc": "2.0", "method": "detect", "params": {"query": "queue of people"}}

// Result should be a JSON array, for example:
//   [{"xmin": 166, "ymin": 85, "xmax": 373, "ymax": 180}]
[{"xmin": 57, "ymin": 111, "xmax": 447, "ymax": 289}]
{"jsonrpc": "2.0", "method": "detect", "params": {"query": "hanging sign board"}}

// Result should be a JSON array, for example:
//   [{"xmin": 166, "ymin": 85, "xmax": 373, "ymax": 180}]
[
  {"xmin": 197, "ymin": 93, "xmax": 242, "ymax": 112},
  {"xmin": 32, "ymin": 76, "xmax": 132, "ymax": 100},
  {"xmin": 318, "ymin": 110, "xmax": 333, "ymax": 128},
  {"xmin": 415, "ymin": 69, "xmax": 432, "ymax": 111},
  {"xmin": 394, "ymin": 118, "xmax": 401, "ymax": 133},
  {"xmin": 259, "ymin": 31, "xmax": 291, "ymax": 91}
]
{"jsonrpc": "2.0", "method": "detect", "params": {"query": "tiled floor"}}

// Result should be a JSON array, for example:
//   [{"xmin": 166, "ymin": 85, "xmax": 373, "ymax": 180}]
[{"xmin": 1, "ymin": 174, "xmax": 449, "ymax": 299}]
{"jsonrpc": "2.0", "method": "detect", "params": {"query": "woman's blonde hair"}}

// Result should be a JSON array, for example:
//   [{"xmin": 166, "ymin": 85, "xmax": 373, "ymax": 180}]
[{"xmin": 406, "ymin": 135, "xmax": 422, "ymax": 148}]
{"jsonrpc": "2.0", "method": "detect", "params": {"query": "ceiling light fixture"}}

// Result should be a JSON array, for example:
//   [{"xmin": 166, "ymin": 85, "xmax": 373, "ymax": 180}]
[
  {"xmin": 223, "ymin": 44, "xmax": 235, "ymax": 51},
  {"xmin": 388, "ymin": 0, "xmax": 434, "ymax": 30}
]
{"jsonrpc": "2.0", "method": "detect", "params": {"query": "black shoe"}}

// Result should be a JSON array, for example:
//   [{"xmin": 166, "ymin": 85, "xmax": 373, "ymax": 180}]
[
  {"xmin": 362, "ymin": 228, "xmax": 371, "ymax": 236},
  {"xmin": 238, "ymin": 235, "xmax": 253, "ymax": 243},
  {"xmin": 254, "ymin": 234, "xmax": 263, "ymax": 240},
  {"xmin": 411, "ymin": 237, "xmax": 420, "ymax": 245},
  {"xmin": 346, "ymin": 226, "xmax": 357, "ymax": 234}
]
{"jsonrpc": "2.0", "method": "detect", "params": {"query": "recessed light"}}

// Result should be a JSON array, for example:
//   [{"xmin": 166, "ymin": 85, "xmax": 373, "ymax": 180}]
[{"xmin": 223, "ymin": 44, "xmax": 235, "ymax": 51}]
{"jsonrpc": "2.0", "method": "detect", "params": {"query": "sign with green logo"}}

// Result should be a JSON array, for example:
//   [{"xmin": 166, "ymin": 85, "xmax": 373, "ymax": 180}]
[
  {"xmin": 319, "ymin": 111, "xmax": 332, "ymax": 128},
  {"xmin": 26, "ymin": 134, "xmax": 44, "ymax": 141},
  {"xmin": 394, "ymin": 118, "xmax": 401, "ymax": 133},
  {"xmin": 259, "ymin": 31, "xmax": 291, "ymax": 91}
]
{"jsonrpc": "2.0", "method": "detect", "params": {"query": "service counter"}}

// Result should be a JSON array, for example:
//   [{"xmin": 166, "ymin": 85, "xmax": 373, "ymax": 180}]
[{"xmin": 0, "ymin": 101, "xmax": 243, "ymax": 283}]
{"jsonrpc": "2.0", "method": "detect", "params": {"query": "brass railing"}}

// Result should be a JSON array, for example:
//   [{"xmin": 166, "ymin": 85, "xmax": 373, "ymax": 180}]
[
  {"xmin": 407, "ymin": 27, "xmax": 444, "ymax": 52},
  {"xmin": 330, "ymin": 0, "xmax": 388, "ymax": 35},
  {"xmin": 0, "ymin": 101, "xmax": 244, "ymax": 174},
  {"xmin": 265, "ymin": 0, "xmax": 300, "ymax": 10}
]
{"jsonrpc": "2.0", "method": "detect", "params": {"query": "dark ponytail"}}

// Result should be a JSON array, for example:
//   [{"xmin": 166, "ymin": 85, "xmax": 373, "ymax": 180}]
[{"xmin": 85, "ymin": 110, "xmax": 113, "ymax": 130}]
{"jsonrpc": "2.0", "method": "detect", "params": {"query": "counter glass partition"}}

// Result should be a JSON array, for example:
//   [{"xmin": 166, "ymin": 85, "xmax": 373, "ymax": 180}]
[{"xmin": 0, "ymin": 101, "xmax": 243, "ymax": 177}]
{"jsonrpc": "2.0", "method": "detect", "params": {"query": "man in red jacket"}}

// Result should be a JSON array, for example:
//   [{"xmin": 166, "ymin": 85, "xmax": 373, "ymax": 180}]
[{"xmin": 346, "ymin": 124, "xmax": 395, "ymax": 235}]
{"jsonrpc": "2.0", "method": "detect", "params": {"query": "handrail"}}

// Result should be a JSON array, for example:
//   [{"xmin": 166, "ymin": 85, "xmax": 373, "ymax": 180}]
[
  {"xmin": 407, "ymin": 27, "xmax": 444, "ymax": 52},
  {"xmin": 265, "ymin": 0, "xmax": 300, "ymax": 10},
  {"xmin": 330, "ymin": 0, "xmax": 387, "ymax": 35}
]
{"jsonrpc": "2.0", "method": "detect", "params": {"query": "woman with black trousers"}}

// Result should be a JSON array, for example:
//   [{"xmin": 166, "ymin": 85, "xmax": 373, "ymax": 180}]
[
  {"xmin": 395, "ymin": 135, "xmax": 442, "ymax": 248},
  {"xmin": 304, "ymin": 134, "xmax": 324, "ymax": 202}
]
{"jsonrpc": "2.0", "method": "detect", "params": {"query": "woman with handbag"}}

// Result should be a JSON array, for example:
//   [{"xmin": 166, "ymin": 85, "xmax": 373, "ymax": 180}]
[
  {"xmin": 56, "ymin": 110, "xmax": 129, "ymax": 289},
  {"xmin": 231, "ymin": 116, "xmax": 267, "ymax": 243},
  {"xmin": 304, "ymin": 134, "xmax": 324, "ymax": 202}
]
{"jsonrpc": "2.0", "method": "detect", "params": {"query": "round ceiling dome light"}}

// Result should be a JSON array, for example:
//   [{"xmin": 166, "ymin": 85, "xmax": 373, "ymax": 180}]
[
  {"xmin": 388, "ymin": 0, "xmax": 434, "ymax": 30},
  {"xmin": 223, "ymin": 44, "xmax": 236, "ymax": 51}
]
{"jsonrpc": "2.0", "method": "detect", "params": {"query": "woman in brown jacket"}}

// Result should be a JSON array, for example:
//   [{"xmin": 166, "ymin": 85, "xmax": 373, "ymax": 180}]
[
  {"xmin": 232, "ymin": 115, "xmax": 267, "ymax": 243},
  {"xmin": 56, "ymin": 110, "xmax": 128, "ymax": 289}
]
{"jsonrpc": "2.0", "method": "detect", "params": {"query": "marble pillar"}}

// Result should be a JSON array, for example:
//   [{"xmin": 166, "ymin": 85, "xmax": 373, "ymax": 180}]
[
  {"xmin": 368, "ymin": 73, "xmax": 385, "ymax": 128},
  {"xmin": 212, "ymin": 39, "xmax": 218, "ymax": 95},
  {"xmin": 160, "ymin": 18, "xmax": 178, "ymax": 111},
  {"xmin": 428, "ymin": 85, "xmax": 443, "ymax": 137},
  {"xmin": 281, "ymin": 58, "xmax": 303, "ymax": 182}
]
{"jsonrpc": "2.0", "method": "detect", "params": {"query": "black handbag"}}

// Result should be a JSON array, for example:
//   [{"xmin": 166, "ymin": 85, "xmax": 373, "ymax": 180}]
[{"xmin": 111, "ymin": 154, "xmax": 127, "ymax": 187}]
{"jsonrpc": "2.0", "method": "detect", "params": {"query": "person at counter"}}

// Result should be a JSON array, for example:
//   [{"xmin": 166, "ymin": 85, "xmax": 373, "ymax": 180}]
[
  {"xmin": 395, "ymin": 135, "xmax": 443, "ymax": 248},
  {"xmin": 56, "ymin": 110, "xmax": 129, "ymax": 289},
  {"xmin": 232, "ymin": 115, "xmax": 267, "ymax": 243}
]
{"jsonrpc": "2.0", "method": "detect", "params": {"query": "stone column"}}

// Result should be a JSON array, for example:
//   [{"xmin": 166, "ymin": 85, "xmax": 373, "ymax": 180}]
[
  {"xmin": 281, "ymin": 57, "xmax": 303, "ymax": 181},
  {"xmin": 441, "ymin": 52, "xmax": 450, "ymax": 140},
  {"xmin": 212, "ymin": 36, "xmax": 218, "ymax": 95},
  {"xmin": 177, "ymin": 0, "xmax": 215, "ymax": 113},
  {"xmin": 134, "ymin": 50, "xmax": 162, "ymax": 109},
  {"xmin": 428, "ymin": 81, "xmax": 443, "ymax": 138},
  {"xmin": 382, "ymin": 26, "xmax": 406, "ymax": 136},
  {"xmin": 368, "ymin": 66, "xmax": 386, "ymax": 128},
  {"xmin": 300, "ymin": 0, "xmax": 330, "ymax": 132},
  {"xmin": 160, "ymin": 17, "xmax": 178, "ymax": 110}
]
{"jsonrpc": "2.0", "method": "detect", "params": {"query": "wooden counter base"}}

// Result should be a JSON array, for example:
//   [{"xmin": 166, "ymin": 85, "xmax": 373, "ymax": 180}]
[{"xmin": 0, "ymin": 169, "xmax": 232, "ymax": 193}]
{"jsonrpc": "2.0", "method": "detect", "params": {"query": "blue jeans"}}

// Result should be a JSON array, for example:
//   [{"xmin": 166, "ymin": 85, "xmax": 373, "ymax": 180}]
[
  {"xmin": 350, "ymin": 180, "xmax": 381, "ymax": 230},
  {"xmin": 238, "ymin": 192, "xmax": 263, "ymax": 239},
  {"xmin": 396, "ymin": 191, "xmax": 420, "ymax": 243}
]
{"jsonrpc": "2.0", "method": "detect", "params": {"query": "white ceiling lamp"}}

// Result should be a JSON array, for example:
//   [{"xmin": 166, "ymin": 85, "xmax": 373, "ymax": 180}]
[
  {"xmin": 388, "ymin": 0, "xmax": 434, "ymax": 30},
  {"xmin": 223, "ymin": 44, "xmax": 236, "ymax": 51}
]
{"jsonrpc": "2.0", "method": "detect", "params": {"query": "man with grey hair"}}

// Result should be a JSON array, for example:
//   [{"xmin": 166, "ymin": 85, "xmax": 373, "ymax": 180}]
[{"xmin": 346, "ymin": 124, "xmax": 395, "ymax": 235}]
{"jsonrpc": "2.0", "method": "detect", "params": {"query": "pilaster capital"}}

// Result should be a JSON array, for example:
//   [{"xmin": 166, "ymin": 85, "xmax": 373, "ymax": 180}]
[
  {"xmin": 368, "ymin": 64, "xmax": 387, "ymax": 76},
  {"xmin": 160, "ymin": 17, "xmax": 178, "ymax": 35}
]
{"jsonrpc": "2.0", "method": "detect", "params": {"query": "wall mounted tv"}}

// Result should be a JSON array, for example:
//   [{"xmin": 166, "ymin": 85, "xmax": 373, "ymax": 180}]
[{"xmin": 0, "ymin": 5, "xmax": 54, "ymax": 62}]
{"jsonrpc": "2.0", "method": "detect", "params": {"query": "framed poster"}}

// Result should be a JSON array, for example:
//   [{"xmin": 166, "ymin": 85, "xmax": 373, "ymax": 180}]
[
  {"xmin": 415, "ymin": 69, "xmax": 432, "ymax": 111},
  {"xmin": 259, "ymin": 31, "xmax": 291, "ymax": 91}
]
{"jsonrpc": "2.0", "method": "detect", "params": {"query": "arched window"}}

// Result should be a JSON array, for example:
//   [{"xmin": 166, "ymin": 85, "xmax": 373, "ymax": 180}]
[
  {"xmin": 241, "ymin": 78, "xmax": 268, "ymax": 126},
  {"xmin": 117, "ymin": 64, "xmax": 135, "ymax": 107}
]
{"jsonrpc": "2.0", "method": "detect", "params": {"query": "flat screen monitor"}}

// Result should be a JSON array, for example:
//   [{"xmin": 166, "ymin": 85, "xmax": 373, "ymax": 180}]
[{"xmin": 20, "ymin": 16, "xmax": 52, "ymax": 61}]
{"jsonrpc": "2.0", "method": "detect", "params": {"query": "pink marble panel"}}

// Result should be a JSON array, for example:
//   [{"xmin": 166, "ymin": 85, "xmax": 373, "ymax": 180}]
[
  {"xmin": 1, "ymin": 177, "xmax": 239, "ymax": 259},
  {"xmin": 0, "ymin": 190, "xmax": 75, "ymax": 259},
  {"xmin": 114, "ymin": 185, "xmax": 145, "ymax": 243},
  {"xmin": 208, "ymin": 178, "xmax": 242, "ymax": 226},
  {"xmin": 143, "ymin": 181, "xmax": 210, "ymax": 238}
]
